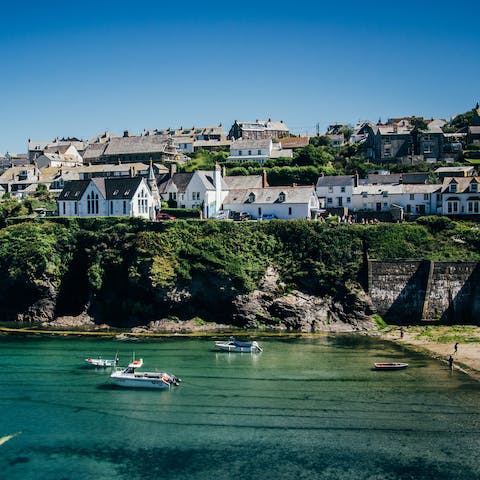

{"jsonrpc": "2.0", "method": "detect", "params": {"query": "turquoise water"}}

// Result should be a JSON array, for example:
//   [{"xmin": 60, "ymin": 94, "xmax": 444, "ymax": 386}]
[{"xmin": 0, "ymin": 335, "xmax": 479, "ymax": 480}]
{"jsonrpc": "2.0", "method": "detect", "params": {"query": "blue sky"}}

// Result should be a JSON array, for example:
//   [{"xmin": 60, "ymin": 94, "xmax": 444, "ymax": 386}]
[{"xmin": 1, "ymin": 0, "xmax": 479, "ymax": 153}]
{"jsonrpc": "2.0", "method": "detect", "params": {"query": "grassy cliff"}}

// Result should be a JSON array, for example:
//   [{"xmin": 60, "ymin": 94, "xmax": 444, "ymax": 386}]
[{"xmin": 0, "ymin": 217, "xmax": 479, "ymax": 325}]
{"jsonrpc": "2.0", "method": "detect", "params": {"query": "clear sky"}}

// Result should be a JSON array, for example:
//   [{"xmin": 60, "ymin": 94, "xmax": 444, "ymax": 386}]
[{"xmin": 1, "ymin": 0, "xmax": 479, "ymax": 153}]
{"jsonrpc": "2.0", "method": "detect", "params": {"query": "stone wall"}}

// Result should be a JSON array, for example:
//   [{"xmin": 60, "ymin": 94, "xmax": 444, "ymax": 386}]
[{"xmin": 368, "ymin": 260, "xmax": 480, "ymax": 324}]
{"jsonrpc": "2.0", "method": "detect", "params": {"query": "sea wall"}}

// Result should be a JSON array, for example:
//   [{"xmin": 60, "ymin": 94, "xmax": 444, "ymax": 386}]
[{"xmin": 368, "ymin": 260, "xmax": 480, "ymax": 324}]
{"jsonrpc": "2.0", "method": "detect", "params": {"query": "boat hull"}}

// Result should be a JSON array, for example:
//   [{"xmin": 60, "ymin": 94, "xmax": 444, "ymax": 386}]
[
  {"xmin": 111, "ymin": 376, "xmax": 170, "ymax": 388},
  {"xmin": 374, "ymin": 363, "xmax": 409, "ymax": 370},
  {"xmin": 216, "ymin": 344, "xmax": 261, "ymax": 353},
  {"xmin": 85, "ymin": 359, "xmax": 116, "ymax": 367}
]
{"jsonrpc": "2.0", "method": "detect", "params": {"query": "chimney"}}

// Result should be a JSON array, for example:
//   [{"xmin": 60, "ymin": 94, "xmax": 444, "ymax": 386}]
[
  {"xmin": 169, "ymin": 163, "xmax": 177, "ymax": 176},
  {"xmin": 123, "ymin": 130, "xmax": 129, "ymax": 137},
  {"xmin": 221, "ymin": 165, "xmax": 226, "ymax": 177},
  {"xmin": 262, "ymin": 169, "xmax": 268, "ymax": 188},
  {"xmin": 354, "ymin": 172, "xmax": 359, "ymax": 187}
]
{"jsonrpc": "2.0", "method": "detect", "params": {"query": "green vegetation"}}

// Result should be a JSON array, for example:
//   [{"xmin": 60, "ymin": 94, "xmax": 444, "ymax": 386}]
[{"xmin": 0, "ymin": 217, "xmax": 479, "ymax": 324}]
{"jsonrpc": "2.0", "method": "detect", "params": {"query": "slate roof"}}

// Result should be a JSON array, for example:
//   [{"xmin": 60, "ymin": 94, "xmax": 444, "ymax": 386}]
[
  {"xmin": 316, "ymin": 175, "xmax": 356, "ymax": 188},
  {"xmin": 59, "ymin": 177, "xmax": 145, "ymax": 201},
  {"xmin": 441, "ymin": 176, "xmax": 480, "ymax": 194},
  {"xmin": 434, "ymin": 166, "xmax": 475, "ymax": 174},
  {"xmin": 103, "ymin": 136, "xmax": 171, "ymax": 156},
  {"xmin": 224, "ymin": 186, "xmax": 315, "ymax": 205},
  {"xmin": 224, "ymin": 175, "xmax": 263, "ymax": 189},
  {"xmin": 83, "ymin": 143, "xmax": 107, "ymax": 160},
  {"xmin": 58, "ymin": 180, "xmax": 90, "ymax": 200},
  {"xmin": 230, "ymin": 138, "xmax": 271, "ymax": 150},
  {"xmin": 157, "ymin": 172, "xmax": 194, "ymax": 194},
  {"xmin": 195, "ymin": 170, "xmax": 229, "ymax": 191},
  {"xmin": 367, "ymin": 173, "xmax": 402, "ymax": 185},
  {"xmin": 236, "ymin": 120, "xmax": 289, "ymax": 132}
]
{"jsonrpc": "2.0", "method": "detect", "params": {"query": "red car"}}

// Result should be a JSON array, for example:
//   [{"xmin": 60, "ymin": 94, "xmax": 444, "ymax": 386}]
[{"xmin": 157, "ymin": 212, "xmax": 177, "ymax": 221}]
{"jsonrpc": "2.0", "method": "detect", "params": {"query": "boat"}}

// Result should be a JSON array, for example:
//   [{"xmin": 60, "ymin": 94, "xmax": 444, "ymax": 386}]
[
  {"xmin": 110, "ymin": 358, "xmax": 181, "ymax": 389},
  {"xmin": 84, "ymin": 356, "xmax": 118, "ymax": 368},
  {"xmin": 214, "ymin": 337, "xmax": 263, "ymax": 353},
  {"xmin": 374, "ymin": 362, "xmax": 409, "ymax": 370}
]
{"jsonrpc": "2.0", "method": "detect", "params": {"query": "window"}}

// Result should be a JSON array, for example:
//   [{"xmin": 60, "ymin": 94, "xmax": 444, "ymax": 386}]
[
  {"xmin": 384, "ymin": 136, "xmax": 391, "ymax": 143},
  {"xmin": 74, "ymin": 202, "xmax": 78, "ymax": 215},
  {"xmin": 238, "ymin": 150, "xmax": 242, "ymax": 156},
  {"xmin": 410, "ymin": 194, "xmax": 415, "ymax": 200},
  {"xmin": 383, "ymin": 203, "xmax": 388, "ymax": 208},
  {"xmin": 471, "ymin": 183, "xmax": 478, "ymax": 193},
  {"xmin": 382, "ymin": 191, "xmax": 388, "ymax": 197},
  {"xmin": 192, "ymin": 192, "xmax": 200, "ymax": 201},
  {"xmin": 346, "ymin": 197, "xmax": 351, "ymax": 203},
  {"xmin": 362, "ymin": 191, "xmax": 368, "ymax": 198},
  {"xmin": 110, "ymin": 201, "xmax": 113, "ymax": 215},
  {"xmin": 258, "ymin": 208, "xmax": 262, "ymax": 216},
  {"xmin": 64, "ymin": 191, "xmax": 70, "ymax": 198},
  {"xmin": 341, "ymin": 186, "xmax": 346, "ymax": 193},
  {"xmin": 327, "ymin": 198, "xmax": 333, "ymax": 204},
  {"xmin": 328, "ymin": 186, "xmax": 333, "ymax": 193},
  {"xmin": 468, "ymin": 201, "xmax": 480, "ymax": 213},
  {"xmin": 450, "ymin": 183, "xmax": 457, "ymax": 193},
  {"xmin": 248, "ymin": 150, "xmax": 252, "ymax": 155},
  {"xmin": 424, "ymin": 134, "xmax": 432, "ymax": 141},
  {"xmin": 288, "ymin": 207, "xmax": 292, "ymax": 215},
  {"xmin": 257, "ymin": 150, "xmax": 261, "ymax": 155},
  {"xmin": 423, "ymin": 194, "xmax": 429, "ymax": 200},
  {"xmin": 62, "ymin": 202, "xmax": 66, "ymax": 215},
  {"xmin": 87, "ymin": 191, "xmax": 99, "ymax": 214},
  {"xmin": 278, "ymin": 192, "xmax": 286, "ymax": 202},
  {"xmin": 424, "ymin": 146, "xmax": 432, "ymax": 154},
  {"xmin": 137, "ymin": 189, "xmax": 148, "ymax": 214},
  {"xmin": 123, "ymin": 200, "xmax": 127, "ymax": 215},
  {"xmin": 447, "ymin": 201, "xmax": 459, "ymax": 213},
  {"xmin": 384, "ymin": 147, "xmax": 391, "ymax": 157},
  {"xmin": 248, "ymin": 192, "xmax": 255, "ymax": 203}
]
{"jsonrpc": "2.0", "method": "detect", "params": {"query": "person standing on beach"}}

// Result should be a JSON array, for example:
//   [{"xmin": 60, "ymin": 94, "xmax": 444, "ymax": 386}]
[
  {"xmin": 454, "ymin": 342, "xmax": 459, "ymax": 354},
  {"xmin": 399, "ymin": 326, "xmax": 404, "ymax": 339},
  {"xmin": 448, "ymin": 355, "xmax": 454, "ymax": 371}
]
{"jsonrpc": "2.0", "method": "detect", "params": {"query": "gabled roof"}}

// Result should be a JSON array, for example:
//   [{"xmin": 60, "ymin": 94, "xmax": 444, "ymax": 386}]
[
  {"xmin": 59, "ymin": 177, "xmax": 145, "ymax": 201},
  {"xmin": 82, "ymin": 143, "xmax": 107, "ymax": 160},
  {"xmin": 158, "ymin": 172, "xmax": 194, "ymax": 194},
  {"xmin": 316, "ymin": 175, "xmax": 355, "ymax": 188},
  {"xmin": 441, "ymin": 176, "xmax": 480, "ymax": 194},
  {"xmin": 103, "ymin": 136, "xmax": 172, "ymax": 156},
  {"xmin": 224, "ymin": 175, "xmax": 263, "ymax": 189},
  {"xmin": 367, "ymin": 173, "xmax": 402, "ymax": 185},
  {"xmin": 224, "ymin": 186, "xmax": 315, "ymax": 205},
  {"xmin": 194, "ymin": 170, "xmax": 228, "ymax": 191},
  {"xmin": 230, "ymin": 138, "xmax": 272, "ymax": 150},
  {"xmin": 58, "ymin": 180, "xmax": 90, "ymax": 200}
]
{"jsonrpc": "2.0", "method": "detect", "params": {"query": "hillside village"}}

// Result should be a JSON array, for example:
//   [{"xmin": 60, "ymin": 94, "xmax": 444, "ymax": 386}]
[{"xmin": 1, "ymin": 105, "xmax": 480, "ymax": 223}]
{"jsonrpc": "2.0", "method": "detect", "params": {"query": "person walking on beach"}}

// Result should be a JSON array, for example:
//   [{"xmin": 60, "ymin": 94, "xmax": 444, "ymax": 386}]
[
  {"xmin": 399, "ymin": 326, "xmax": 404, "ymax": 339},
  {"xmin": 454, "ymin": 342, "xmax": 459, "ymax": 354},
  {"xmin": 448, "ymin": 355, "xmax": 454, "ymax": 371}
]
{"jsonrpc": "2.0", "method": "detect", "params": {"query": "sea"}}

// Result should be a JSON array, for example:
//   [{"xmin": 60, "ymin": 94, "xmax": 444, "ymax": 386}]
[{"xmin": 0, "ymin": 335, "xmax": 479, "ymax": 480}]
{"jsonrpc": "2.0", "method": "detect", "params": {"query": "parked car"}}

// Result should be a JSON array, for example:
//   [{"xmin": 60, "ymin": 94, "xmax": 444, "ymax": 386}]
[
  {"xmin": 157, "ymin": 212, "xmax": 177, "ymax": 221},
  {"xmin": 233, "ymin": 211, "xmax": 251, "ymax": 221},
  {"xmin": 212, "ymin": 209, "xmax": 231, "ymax": 220},
  {"xmin": 260, "ymin": 213, "xmax": 277, "ymax": 220}
]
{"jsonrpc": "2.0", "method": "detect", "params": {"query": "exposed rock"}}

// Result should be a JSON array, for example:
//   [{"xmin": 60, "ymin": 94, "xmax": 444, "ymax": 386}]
[
  {"xmin": 42, "ymin": 313, "xmax": 96, "ymax": 329},
  {"xmin": 132, "ymin": 318, "xmax": 230, "ymax": 333}
]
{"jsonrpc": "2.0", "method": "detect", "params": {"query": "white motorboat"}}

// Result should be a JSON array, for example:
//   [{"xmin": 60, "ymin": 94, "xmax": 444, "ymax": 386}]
[
  {"xmin": 84, "ymin": 357, "xmax": 118, "ymax": 368},
  {"xmin": 110, "ymin": 358, "xmax": 181, "ymax": 389},
  {"xmin": 214, "ymin": 337, "xmax": 263, "ymax": 353}
]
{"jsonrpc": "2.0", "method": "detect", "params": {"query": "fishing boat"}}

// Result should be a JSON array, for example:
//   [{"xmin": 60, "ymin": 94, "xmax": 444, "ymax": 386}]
[
  {"xmin": 110, "ymin": 358, "xmax": 181, "ymax": 389},
  {"xmin": 84, "ymin": 357, "xmax": 118, "ymax": 368},
  {"xmin": 214, "ymin": 337, "xmax": 263, "ymax": 353},
  {"xmin": 374, "ymin": 362, "xmax": 409, "ymax": 370}
]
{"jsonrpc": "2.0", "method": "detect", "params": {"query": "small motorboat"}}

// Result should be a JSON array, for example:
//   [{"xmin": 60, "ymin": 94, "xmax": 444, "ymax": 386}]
[
  {"xmin": 215, "ymin": 337, "xmax": 263, "ymax": 353},
  {"xmin": 84, "ymin": 357, "xmax": 118, "ymax": 368},
  {"xmin": 110, "ymin": 358, "xmax": 181, "ymax": 389},
  {"xmin": 374, "ymin": 362, "xmax": 409, "ymax": 370}
]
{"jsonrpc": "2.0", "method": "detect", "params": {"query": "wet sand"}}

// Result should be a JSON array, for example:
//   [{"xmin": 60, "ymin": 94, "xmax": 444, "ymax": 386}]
[{"xmin": 383, "ymin": 326, "xmax": 480, "ymax": 380}]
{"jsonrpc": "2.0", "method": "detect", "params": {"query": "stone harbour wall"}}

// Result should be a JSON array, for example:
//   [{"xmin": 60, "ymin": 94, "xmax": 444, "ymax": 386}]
[{"xmin": 368, "ymin": 260, "xmax": 480, "ymax": 324}]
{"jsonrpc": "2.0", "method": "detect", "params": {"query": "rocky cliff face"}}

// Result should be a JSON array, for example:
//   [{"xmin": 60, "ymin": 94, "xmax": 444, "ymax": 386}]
[{"xmin": 232, "ymin": 268, "xmax": 375, "ymax": 332}]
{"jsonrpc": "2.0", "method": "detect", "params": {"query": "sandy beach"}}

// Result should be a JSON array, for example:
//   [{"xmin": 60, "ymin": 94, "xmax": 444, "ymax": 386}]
[{"xmin": 382, "ymin": 326, "xmax": 480, "ymax": 381}]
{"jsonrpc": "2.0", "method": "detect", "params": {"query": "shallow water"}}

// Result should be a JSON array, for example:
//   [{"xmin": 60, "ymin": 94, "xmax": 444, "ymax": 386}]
[{"xmin": 0, "ymin": 335, "xmax": 479, "ymax": 480}]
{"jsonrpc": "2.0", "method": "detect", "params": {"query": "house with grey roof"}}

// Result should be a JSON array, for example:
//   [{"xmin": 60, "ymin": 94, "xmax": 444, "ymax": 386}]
[
  {"xmin": 222, "ymin": 185, "xmax": 319, "ymax": 220},
  {"xmin": 228, "ymin": 119, "xmax": 290, "ymax": 140},
  {"xmin": 57, "ymin": 175, "xmax": 157, "ymax": 219},
  {"xmin": 316, "ymin": 175, "xmax": 358, "ymax": 209},
  {"xmin": 227, "ymin": 138, "xmax": 292, "ymax": 164}
]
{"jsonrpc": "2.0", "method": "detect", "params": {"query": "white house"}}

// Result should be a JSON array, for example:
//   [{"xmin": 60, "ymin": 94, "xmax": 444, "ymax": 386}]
[
  {"xmin": 222, "ymin": 185, "xmax": 319, "ymax": 220},
  {"xmin": 441, "ymin": 176, "xmax": 480, "ymax": 215},
  {"xmin": 227, "ymin": 139, "xmax": 292, "ymax": 164},
  {"xmin": 57, "ymin": 176, "xmax": 157, "ymax": 219},
  {"xmin": 183, "ymin": 166, "xmax": 229, "ymax": 218},
  {"xmin": 351, "ymin": 184, "xmax": 441, "ymax": 214},
  {"xmin": 36, "ymin": 144, "xmax": 84, "ymax": 168},
  {"xmin": 316, "ymin": 175, "xmax": 358, "ymax": 209}
]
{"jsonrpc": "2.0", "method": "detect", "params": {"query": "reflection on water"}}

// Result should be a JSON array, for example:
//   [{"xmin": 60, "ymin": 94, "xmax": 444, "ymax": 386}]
[{"xmin": 0, "ymin": 335, "xmax": 479, "ymax": 480}]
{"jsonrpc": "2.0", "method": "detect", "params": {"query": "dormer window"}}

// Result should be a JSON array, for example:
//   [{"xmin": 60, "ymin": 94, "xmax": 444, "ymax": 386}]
[
  {"xmin": 248, "ymin": 192, "xmax": 256, "ymax": 203},
  {"xmin": 113, "ymin": 189, "xmax": 119, "ymax": 196},
  {"xmin": 65, "ymin": 191, "xmax": 70, "ymax": 198},
  {"xmin": 471, "ymin": 182, "xmax": 478, "ymax": 193},
  {"xmin": 449, "ymin": 183, "xmax": 457, "ymax": 193},
  {"xmin": 278, "ymin": 192, "xmax": 286, "ymax": 203}
]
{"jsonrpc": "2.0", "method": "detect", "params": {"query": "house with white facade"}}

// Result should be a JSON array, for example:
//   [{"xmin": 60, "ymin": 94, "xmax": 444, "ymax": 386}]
[
  {"xmin": 222, "ymin": 185, "xmax": 319, "ymax": 220},
  {"xmin": 316, "ymin": 175, "xmax": 358, "ymax": 209},
  {"xmin": 351, "ymin": 183, "xmax": 441, "ymax": 214},
  {"xmin": 227, "ymin": 139, "xmax": 293, "ymax": 164},
  {"xmin": 35, "ymin": 144, "xmax": 84, "ymax": 168},
  {"xmin": 441, "ymin": 176, "xmax": 480, "ymax": 216},
  {"xmin": 57, "ymin": 176, "xmax": 157, "ymax": 219}
]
